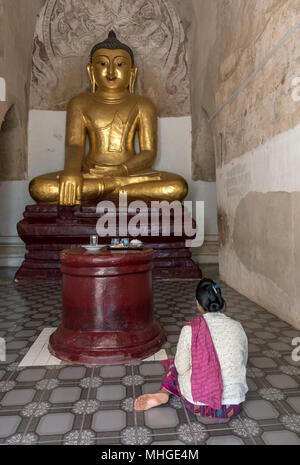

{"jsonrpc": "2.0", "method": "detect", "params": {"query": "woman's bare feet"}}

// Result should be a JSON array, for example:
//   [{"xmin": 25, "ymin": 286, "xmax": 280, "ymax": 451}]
[{"xmin": 134, "ymin": 390, "xmax": 170, "ymax": 411}]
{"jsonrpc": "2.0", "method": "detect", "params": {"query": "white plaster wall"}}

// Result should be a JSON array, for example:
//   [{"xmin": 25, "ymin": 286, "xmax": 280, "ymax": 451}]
[
  {"xmin": 0, "ymin": 77, "xmax": 6, "ymax": 101},
  {"xmin": 217, "ymin": 121, "xmax": 300, "ymax": 330},
  {"xmin": 0, "ymin": 110, "xmax": 218, "ymax": 257},
  {"xmin": 218, "ymin": 121, "xmax": 300, "ymax": 202}
]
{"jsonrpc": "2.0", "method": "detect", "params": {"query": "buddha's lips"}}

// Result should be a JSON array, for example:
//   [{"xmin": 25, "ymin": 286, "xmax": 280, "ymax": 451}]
[{"xmin": 106, "ymin": 76, "xmax": 117, "ymax": 81}]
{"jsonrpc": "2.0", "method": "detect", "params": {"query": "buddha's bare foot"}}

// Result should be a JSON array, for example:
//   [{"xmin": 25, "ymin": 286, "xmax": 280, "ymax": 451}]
[{"xmin": 134, "ymin": 391, "xmax": 169, "ymax": 411}]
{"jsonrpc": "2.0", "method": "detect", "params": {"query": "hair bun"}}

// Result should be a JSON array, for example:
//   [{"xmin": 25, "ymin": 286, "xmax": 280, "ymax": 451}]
[
  {"xmin": 108, "ymin": 30, "xmax": 117, "ymax": 38},
  {"xmin": 196, "ymin": 278, "xmax": 226, "ymax": 313},
  {"xmin": 208, "ymin": 301, "xmax": 224, "ymax": 313}
]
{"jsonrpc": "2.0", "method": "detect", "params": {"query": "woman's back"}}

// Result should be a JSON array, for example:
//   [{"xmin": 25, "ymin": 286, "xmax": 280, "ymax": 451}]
[
  {"xmin": 175, "ymin": 312, "xmax": 248, "ymax": 406},
  {"xmin": 203, "ymin": 312, "xmax": 248, "ymax": 405}
]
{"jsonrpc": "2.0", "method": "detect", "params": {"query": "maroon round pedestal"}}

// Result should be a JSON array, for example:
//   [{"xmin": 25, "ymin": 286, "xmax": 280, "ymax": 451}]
[{"xmin": 49, "ymin": 247, "xmax": 165, "ymax": 365}]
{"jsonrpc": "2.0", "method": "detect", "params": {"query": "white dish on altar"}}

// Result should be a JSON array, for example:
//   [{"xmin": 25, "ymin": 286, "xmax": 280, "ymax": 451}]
[{"xmin": 82, "ymin": 245, "xmax": 104, "ymax": 252}]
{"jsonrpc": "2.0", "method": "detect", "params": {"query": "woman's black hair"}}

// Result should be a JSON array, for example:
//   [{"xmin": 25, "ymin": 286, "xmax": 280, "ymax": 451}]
[{"xmin": 195, "ymin": 278, "xmax": 225, "ymax": 313}]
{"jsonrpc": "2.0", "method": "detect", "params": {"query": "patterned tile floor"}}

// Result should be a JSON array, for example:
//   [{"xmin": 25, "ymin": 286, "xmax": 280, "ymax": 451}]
[{"xmin": 0, "ymin": 265, "xmax": 300, "ymax": 445}]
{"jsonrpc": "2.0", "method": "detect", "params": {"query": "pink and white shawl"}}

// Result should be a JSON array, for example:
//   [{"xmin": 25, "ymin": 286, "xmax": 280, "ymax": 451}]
[{"xmin": 186, "ymin": 316, "xmax": 223, "ymax": 410}]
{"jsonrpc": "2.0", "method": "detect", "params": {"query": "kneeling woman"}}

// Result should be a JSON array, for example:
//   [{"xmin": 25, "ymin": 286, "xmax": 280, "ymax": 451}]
[{"xmin": 135, "ymin": 279, "xmax": 248, "ymax": 419}]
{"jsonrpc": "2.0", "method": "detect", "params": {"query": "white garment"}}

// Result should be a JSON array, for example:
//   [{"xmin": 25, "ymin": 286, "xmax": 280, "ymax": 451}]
[{"xmin": 174, "ymin": 312, "xmax": 248, "ymax": 406}]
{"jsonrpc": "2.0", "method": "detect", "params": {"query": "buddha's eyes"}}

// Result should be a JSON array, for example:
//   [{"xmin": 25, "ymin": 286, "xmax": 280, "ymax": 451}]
[{"xmin": 96, "ymin": 60, "xmax": 126, "ymax": 67}]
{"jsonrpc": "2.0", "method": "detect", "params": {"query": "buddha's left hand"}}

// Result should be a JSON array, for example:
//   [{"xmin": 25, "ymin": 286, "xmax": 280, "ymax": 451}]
[{"xmin": 89, "ymin": 164, "xmax": 127, "ymax": 177}]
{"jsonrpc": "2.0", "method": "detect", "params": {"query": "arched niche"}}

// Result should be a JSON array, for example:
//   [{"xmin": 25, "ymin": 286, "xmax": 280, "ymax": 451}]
[
  {"xmin": 30, "ymin": 0, "xmax": 191, "ymax": 117},
  {"xmin": 0, "ymin": 0, "xmax": 44, "ymax": 180},
  {"xmin": 0, "ymin": 104, "xmax": 26, "ymax": 181}
]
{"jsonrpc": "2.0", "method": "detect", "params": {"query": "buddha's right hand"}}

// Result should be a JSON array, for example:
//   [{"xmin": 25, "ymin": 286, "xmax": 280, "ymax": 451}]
[{"xmin": 59, "ymin": 174, "xmax": 83, "ymax": 206}]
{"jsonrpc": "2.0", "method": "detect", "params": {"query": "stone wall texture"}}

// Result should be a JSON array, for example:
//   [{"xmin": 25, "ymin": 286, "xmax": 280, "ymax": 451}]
[
  {"xmin": 30, "ymin": 0, "xmax": 192, "ymax": 117},
  {"xmin": 0, "ymin": 0, "xmax": 44, "ymax": 180},
  {"xmin": 192, "ymin": 0, "xmax": 300, "ymax": 329}
]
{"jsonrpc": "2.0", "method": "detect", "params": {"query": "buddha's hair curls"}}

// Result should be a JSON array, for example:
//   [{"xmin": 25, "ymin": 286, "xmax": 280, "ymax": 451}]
[
  {"xmin": 90, "ymin": 30, "xmax": 134, "ymax": 64},
  {"xmin": 195, "ymin": 278, "xmax": 225, "ymax": 313}
]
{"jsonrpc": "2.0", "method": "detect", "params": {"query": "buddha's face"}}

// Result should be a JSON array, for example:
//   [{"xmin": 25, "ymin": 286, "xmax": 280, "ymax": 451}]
[{"xmin": 90, "ymin": 48, "xmax": 134, "ymax": 93}]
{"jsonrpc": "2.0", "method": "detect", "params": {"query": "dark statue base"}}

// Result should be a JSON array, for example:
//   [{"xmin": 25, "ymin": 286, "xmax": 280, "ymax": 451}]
[
  {"xmin": 49, "ymin": 247, "xmax": 165, "ymax": 365},
  {"xmin": 15, "ymin": 202, "xmax": 202, "ymax": 283}
]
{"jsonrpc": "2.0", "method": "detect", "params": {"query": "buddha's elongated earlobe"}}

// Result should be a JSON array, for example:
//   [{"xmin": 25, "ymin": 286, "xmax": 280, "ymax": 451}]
[
  {"xmin": 129, "ymin": 66, "xmax": 138, "ymax": 94},
  {"xmin": 87, "ymin": 63, "xmax": 96, "ymax": 93}
]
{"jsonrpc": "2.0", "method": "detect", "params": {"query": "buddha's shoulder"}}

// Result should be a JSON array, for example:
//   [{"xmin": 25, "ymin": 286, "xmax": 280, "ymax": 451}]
[{"xmin": 135, "ymin": 95, "xmax": 157, "ymax": 113}]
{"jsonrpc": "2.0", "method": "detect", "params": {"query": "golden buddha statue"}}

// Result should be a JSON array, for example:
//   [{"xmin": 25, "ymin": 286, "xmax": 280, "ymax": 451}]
[{"xmin": 29, "ymin": 31, "xmax": 188, "ymax": 206}]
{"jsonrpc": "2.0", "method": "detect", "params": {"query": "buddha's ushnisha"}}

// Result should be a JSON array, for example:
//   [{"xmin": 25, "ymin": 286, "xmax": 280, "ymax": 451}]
[{"xmin": 30, "ymin": 31, "xmax": 188, "ymax": 205}]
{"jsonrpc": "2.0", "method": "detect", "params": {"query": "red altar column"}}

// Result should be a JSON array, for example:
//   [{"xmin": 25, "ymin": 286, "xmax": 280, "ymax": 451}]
[{"xmin": 49, "ymin": 247, "xmax": 165, "ymax": 365}]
